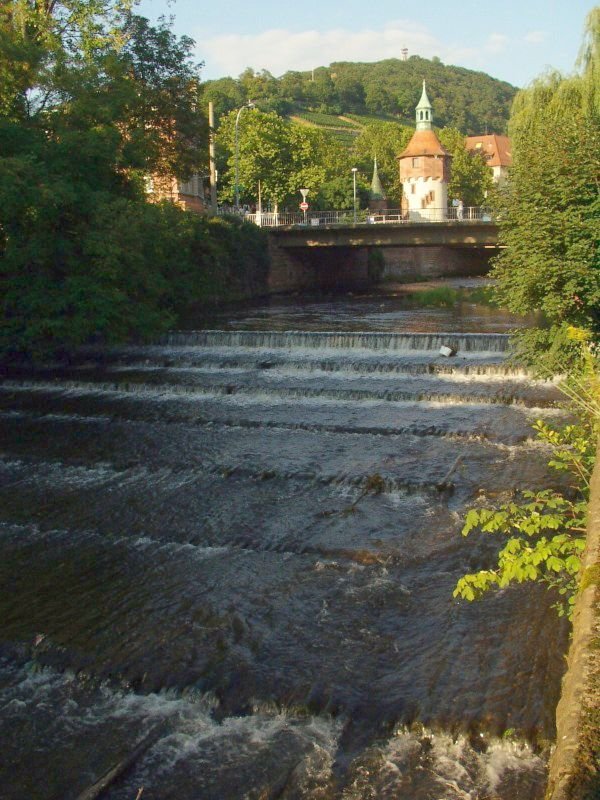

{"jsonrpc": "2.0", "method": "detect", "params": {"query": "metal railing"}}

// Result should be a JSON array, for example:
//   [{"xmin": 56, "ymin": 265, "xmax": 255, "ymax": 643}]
[{"xmin": 242, "ymin": 207, "xmax": 493, "ymax": 228}]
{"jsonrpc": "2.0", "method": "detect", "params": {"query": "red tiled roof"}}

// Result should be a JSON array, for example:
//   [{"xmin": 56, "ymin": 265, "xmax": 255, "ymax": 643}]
[
  {"xmin": 465, "ymin": 134, "xmax": 512, "ymax": 167},
  {"xmin": 398, "ymin": 129, "xmax": 451, "ymax": 159}
]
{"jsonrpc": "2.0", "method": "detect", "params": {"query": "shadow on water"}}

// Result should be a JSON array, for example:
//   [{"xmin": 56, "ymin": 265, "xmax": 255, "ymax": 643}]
[
  {"xmin": 188, "ymin": 278, "xmax": 544, "ymax": 335},
  {"xmin": 0, "ymin": 284, "xmax": 565, "ymax": 799}
]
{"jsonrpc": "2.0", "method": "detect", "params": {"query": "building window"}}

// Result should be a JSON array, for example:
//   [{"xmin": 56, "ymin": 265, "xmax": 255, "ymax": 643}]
[
  {"xmin": 412, "ymin": 157, "xmax": 419, "ymax": 168},
  {"xmin": 411, "ymin": 184, "xmax": 416, "ymax": 194},
  {"xmin": 419, "ymin": 111, "xmax": 423, "ymax": 120}
]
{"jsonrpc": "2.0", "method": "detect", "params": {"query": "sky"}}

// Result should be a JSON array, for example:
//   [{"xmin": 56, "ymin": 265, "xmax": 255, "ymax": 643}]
[{"xmin": 137, "ymin": 0, "xmax": 595, "ymax": 88}]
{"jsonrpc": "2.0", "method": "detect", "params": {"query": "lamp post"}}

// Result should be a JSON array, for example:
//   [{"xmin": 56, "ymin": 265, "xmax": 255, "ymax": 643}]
[
  {"xmin": 234, "ymin": 101, "xmax": 255, "ymax": 210},
  {"xmin": 351, "ymin": 167, "xmax": 358, "ymax": 224}
]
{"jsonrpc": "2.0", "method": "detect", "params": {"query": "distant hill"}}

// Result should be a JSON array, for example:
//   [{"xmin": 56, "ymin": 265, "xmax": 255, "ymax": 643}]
[{"xmin": 201, "ymin": 56, "xmax": 518, "ymax": 137}]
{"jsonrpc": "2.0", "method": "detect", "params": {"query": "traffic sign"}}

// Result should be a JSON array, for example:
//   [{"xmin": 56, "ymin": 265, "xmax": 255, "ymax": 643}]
[{"xmin": 300, "ymin": 201, "xmax": 309, "ymax": 211}]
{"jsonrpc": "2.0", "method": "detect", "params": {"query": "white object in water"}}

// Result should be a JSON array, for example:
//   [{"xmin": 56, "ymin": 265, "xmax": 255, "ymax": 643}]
[{"xmin": 439, "ymin": 345, "xmax": 456, "ymax": 357}]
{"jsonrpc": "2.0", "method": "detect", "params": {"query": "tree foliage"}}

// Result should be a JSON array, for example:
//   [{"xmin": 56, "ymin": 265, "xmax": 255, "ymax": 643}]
[
  {"xmin": 200, "ymin": 56, "xmax": 517, "ymax": 134},
  {"xmin": 438, "ymin": 127, "xmax": 494, "ymax": 207},
  {"xmin": 455, "ymin": 12, "xmax": 600, "ymax": 618},
  {"xmin": 216, "ymin": 108, "xmax": 348, "ymax": 208},
  {"xmin": 0, "ymin": 1, "xmax": 267, "ymax": 361},
  {"xmin": 351, "ymin": 122, "xmax": 413, "ymax": 205},
  {"xmin": 454, "ymin": 418, "xmax": 594, "ymax": 618},
  {"xmin": 490, "ymin": 9, "xmax": 600, "ymax": 363}
]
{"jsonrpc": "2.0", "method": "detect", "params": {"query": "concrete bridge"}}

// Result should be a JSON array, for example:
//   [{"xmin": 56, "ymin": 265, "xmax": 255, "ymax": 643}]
[{"xmin": 265, "ymin": 218, "xmax": 500, "ymax": 293}]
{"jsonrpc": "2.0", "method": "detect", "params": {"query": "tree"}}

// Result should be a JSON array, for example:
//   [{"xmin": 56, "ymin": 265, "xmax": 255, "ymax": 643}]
[
  {"xmin": 334, "ymin": 75, "xmax": 365, "ymax": 113},
  {"xmin": 396, "ymin": 86, "xmax": 417, "ymax": 120},
  {"xmin": 352, "ymin": 122, "xmax": 413, "ymax": 206},
  {"xmin": 0, "ymin": 1, "xmax": 207, "ymax": 179},
  {"xmin": 0, "ymin": 0, "xmax": 134, "ymax": 119},
  {"xmin": 453, "ymin": 10, "xmax": 600, "ymax": 619},
  {"xmin": 304, "ymin": 70, "xmax": 338, "ymax": 112},
  {"xmin": 277, "ymin": 70, "xmax": 306, "ymax": 106},
  {"xmin": 454, "ymin": 419, "xmax": 592, "ymax": 618},
  {"xmin": 238, "ymin": 67, "xmax": 277, "ymax": 104},
  {"xmin": 0, "ymin": 2, "xmax": 223, "ymax": 361},
  {"xmin": 216, "ymin": 109, "xmax": 294, "ymax": 207},
  {"xmin": 438, "ymin": 127, "xmax": 493, "ymax": 207},
  {"xmin": 364, "ymin": 84, "xmax": 395, "ymax": 116},
  {"xmin": 115, "ymin": 14, "xmax": 207, "ymax": 179},
  {"xmin": 216, "ymin": 109, "xmax": 346, "ymax": 209},
  {"xmin": 490, "ymin": 9, "xmax": 600, "ymax": 363},
  {"xmin": 199, "ymin": 77, "xmax": 247, "ymax": 120}
]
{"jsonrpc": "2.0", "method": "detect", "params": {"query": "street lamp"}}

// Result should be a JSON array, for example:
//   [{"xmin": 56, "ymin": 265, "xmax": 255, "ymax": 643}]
[
  {"xmin": 234, "ymin": 101, "xmax": 255, "ymax": 210},
  {"xmin": 351, "ymin": 167, "xmax": 358, "ymax": 224}
]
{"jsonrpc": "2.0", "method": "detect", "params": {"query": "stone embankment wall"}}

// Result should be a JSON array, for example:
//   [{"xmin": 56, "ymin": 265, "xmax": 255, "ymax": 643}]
[
  {"xmin": 546, "ymin": 443, "xmax": 600, "ymax": 800},
  {"xmin": 267, "ymin": 242, "xmax": 491, "ymax": 293},
  {"xmin": 382, "ymin": 246, "xmax": 491, "ymax": 280},
  {"xmin": 268, "ymin": 240, "xmax": 370, "ymax": 293}
]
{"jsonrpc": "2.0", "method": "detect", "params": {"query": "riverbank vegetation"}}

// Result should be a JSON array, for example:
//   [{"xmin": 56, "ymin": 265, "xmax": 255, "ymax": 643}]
[
  {"xmin": 0, "ymin": 1, "xmax": 268, "ymax": 362},
  {"xmin": 454, "ymin": 4, "xmax": 599, "ymax": 633},
  {"xmin": 490, "ymin": 9, "xmax": 600, "ymax": 376},
  {"xmin": 454, "ymin": 14, "xmax": 598, "ymax": 778},
  {"xmin": 454, "ymin": 46, "xmax": 599, "ymax": 800}
]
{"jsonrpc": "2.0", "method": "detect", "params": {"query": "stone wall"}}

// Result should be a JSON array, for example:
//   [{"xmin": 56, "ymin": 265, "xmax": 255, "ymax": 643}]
[
  {"xmin": 382, "ymin": 246, "xmax": 491, "ymax": 281},
  {"xmin": 267, "ymin": 241, "xmax": 491, "ymax": 293},
  {"xmin": 546, "ymin": 442, "xmax": 600, "ymax": 800},
  {"xmin": 268, "ymin": 241, "xmax": 370, "ymax": 293}
]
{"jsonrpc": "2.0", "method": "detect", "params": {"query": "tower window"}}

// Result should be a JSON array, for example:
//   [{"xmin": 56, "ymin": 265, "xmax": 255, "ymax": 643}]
[
  {"xmin": 411, "ymin": 184, "xmax": 416, "ymax": 194},
  {"xmin": 419, "ymin": 111, "xmax": 423, "ymax": 120},
  {"xmin": 425, "ymin": 111, "xmax": 429, "ymax": 120},
  {"xmin": 412, "ymin": 157, "xmax": 419, "ymax": 168}
]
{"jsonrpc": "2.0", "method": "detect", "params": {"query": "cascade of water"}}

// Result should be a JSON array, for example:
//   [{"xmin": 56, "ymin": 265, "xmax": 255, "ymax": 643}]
[
  {"xmin": 162, "ymin": 329, "xmax": 511, "ymax": 353},
  {"xmin": 0, "ymin": 310, "xmax": 566, "ymax": 800}
]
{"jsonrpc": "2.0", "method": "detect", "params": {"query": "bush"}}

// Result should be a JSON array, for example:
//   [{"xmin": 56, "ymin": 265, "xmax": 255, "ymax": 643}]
[{"xmin": 0, "ymin": 136, "xmax": 269, "ymax": 362}]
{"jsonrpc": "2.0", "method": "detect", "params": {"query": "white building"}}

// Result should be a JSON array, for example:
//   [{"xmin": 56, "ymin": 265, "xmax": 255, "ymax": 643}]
[{"xmin": 397, "ymin": 82, "xmax": 452, "ymax": 221}]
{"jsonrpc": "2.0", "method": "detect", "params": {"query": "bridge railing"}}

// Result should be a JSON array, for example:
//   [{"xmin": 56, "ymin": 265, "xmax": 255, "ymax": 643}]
[{"xmin": 244, "ymin": 207, "xmax": 493, "ymax": 228}]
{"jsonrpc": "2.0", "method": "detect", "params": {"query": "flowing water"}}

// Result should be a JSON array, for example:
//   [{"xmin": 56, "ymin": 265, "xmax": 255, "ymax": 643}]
[{"xmin": 0, "ymin": 288, "xmax": 569, "ymax": 799}]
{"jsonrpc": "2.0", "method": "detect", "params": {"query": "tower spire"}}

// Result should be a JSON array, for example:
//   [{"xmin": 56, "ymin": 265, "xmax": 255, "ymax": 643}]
[
  {"xmin": 415, "ymin": 80, "xmax": 433, "ymax": 130},
  {"xmin": 370, "ymin": 156, "xmax": 385, "ymax": 201}
]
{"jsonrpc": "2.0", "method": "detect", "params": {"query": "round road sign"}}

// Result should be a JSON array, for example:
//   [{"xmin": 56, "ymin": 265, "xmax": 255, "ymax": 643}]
[{"xmin": 299, "ymin": 201, "xmax": 309, "ymax": 211}]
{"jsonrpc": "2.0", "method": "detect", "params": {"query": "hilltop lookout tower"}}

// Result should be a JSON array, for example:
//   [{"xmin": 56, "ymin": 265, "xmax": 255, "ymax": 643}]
[{"xmin": 398, "ymin": 82, "xmax": 451, "ymax": 221}]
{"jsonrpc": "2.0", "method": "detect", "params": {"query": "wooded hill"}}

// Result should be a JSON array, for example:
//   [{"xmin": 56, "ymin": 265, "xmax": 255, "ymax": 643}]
[{"xmin": 201, "ymin": 56, "xmax": 518, "ymax": 137}]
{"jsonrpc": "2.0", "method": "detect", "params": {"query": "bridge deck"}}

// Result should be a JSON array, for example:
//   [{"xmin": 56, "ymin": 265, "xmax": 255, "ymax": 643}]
[{"xmin": 269, "ymin": 221, "xmax": 500, "ymax": 248}]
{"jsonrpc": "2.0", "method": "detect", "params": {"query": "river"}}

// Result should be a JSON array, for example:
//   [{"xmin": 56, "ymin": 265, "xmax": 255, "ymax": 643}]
[{"xmin": 0, "ymin": 282, "xmax": 570, "ymax": 799}]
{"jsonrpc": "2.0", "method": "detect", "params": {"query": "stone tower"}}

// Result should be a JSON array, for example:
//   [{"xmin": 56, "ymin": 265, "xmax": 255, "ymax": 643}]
[{"xmin": 398, "ymin": 81, "xmax": 451, "ymax": 221}]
